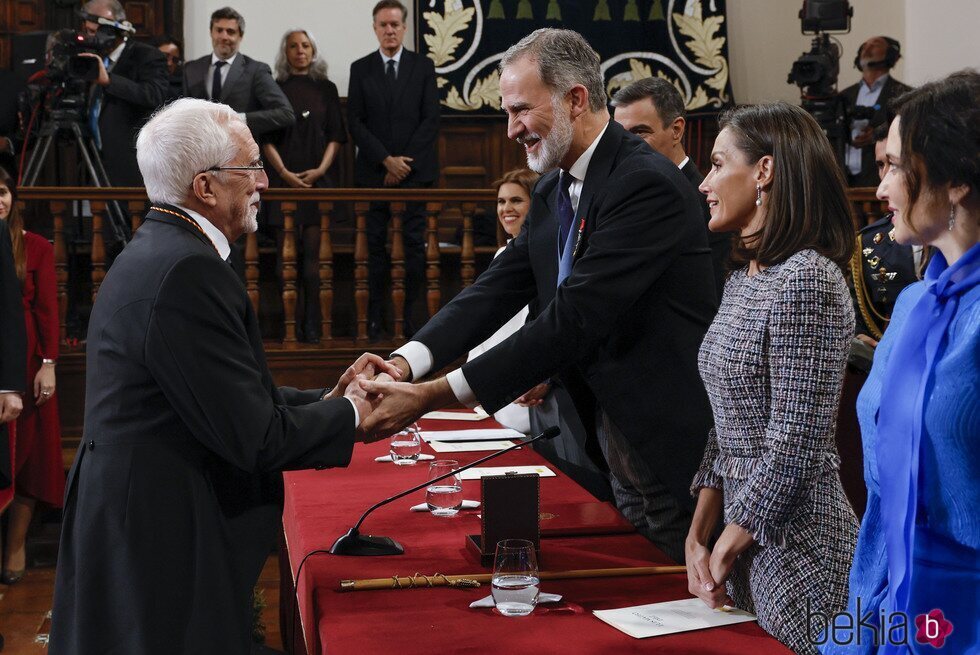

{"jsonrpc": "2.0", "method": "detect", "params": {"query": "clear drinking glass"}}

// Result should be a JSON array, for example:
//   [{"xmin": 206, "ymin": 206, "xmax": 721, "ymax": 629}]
[
  {"xmin": 491, "ymin": 539, "xmax": 540, "ymax": 617},
  {"xmin": 425, "ymin": 459, "xmax": 463, "ymax": 516},
  {"xmin": 389, "ymin": 424, "xmax": 422, "ymax": 465}
]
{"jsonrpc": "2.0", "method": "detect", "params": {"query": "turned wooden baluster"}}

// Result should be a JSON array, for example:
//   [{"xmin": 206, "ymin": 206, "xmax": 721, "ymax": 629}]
[
  {"xmin": 90, "ymin": 200, "xmax": 107, "ymax": 301},
  {"xmin": 128, "ymin": 200, "xmax": 143, "ymax": 234},
  {"xmin": 280, "ymin": 202, "xmax": 299, "ymax": 347},
  {"xmin": 425, "ymin": 201, "xmax": 442, "ymax": 317},
  {"xmin": 317, "ymin": 201, "xmax": 334, "ymax": 346},
  {"xmin": 353, "ymin": 202, "xmax": 369, "ymax": 341},
  {"xmin": 460, "ymin": 202, "xmax": 476, "ymax": 287},
  {"xmin": 245, "ymin": 232, "xmax": 260, "ymax": 316},
  {"xmin": 50, "ymin": 201, "xmax": 69, "ymax": 344},
  {"xmin": 390, "ymin": 202, "xmax": 406, "ymax": 341}
]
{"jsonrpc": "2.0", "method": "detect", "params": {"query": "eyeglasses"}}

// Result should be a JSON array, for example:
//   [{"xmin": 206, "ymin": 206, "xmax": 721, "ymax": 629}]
[{"xmin": 206, "ymin": 160, "xmax": 265, "ymax": 174}]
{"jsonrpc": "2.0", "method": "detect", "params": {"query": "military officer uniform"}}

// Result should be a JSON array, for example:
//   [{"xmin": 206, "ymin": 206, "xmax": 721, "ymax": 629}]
[{"xmin": 850, "ymin": 214, "xmax": 918, "ymax": 341}]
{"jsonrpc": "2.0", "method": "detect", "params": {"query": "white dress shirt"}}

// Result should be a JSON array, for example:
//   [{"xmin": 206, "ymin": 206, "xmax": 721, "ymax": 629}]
[
  {"xmin": 394, "ymin": 124, "xmax": 610, "ymax": 406},
  {"xmin": 205, "ymin": 52, "xmax": 238, "ymax": 99},
  {"xmin": 846, "ymin": 74, "xmax": 888, "ymax": 176},
  {"xmin": 380, "ymin": 47, "xmax": 403, "ymax": 76}
]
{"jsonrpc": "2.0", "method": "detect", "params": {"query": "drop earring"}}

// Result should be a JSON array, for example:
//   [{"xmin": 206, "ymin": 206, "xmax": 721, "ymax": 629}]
[
  {"xmin": 755, "ymin": 184, "xmax": 762, "ymax": 206},
  {"xmin": 948, "ymin": 206, "xmax": 956, "ymax": 231}
]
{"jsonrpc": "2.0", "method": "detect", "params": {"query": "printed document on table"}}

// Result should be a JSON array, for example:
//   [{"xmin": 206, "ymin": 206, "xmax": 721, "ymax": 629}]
[
  {"xmin": 428, "ymin": 440, "xmax": 516, "ymax": 453},
  {"xmin": 593, "ymin": 598, "xmax": 755, "ymax": 639},
  {"xmin": 459, "ymin": 465, "xmax": 556, "ymax": 480},
  {"xmin": 420, "ymin": 428, "xmax": 525, "ymax": 443},
  {"xmin": 421, "ymin": 407, "xmax": 489, "ymax": 421}
]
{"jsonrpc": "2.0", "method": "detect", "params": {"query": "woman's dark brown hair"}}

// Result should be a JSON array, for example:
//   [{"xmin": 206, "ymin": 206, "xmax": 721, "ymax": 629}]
[
  {"xmin": 719, "ymin": 102, "xmax": 855, "ymax": 269},
  {"xmin": 492, "ymin": 168, "xmax": 540, "ymax": 198},
  {"xmin": 0, "ymin": 164, "xmax": 25, "ymax": 282},
  {"xmin": 891, "ymin": 69, "xmax": 980, "ymax": 233}
]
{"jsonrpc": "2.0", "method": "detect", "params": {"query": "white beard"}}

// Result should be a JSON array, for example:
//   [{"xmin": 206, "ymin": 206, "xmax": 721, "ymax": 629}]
[
  {"xmin": 240, "ymin": 193, "xmax": 260, "ymax": 234},
  {"xmin": 525, "ymin": 98, "xmax": 574, "ymax": 174}
]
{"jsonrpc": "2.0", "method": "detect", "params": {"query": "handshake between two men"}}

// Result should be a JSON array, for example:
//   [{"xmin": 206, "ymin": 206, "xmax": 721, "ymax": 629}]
[{"xmin": 335, "ymin": 353, "xmax": 458, "ymax": 443}]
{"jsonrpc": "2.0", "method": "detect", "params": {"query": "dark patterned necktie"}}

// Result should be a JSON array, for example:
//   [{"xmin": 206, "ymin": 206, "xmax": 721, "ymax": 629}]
[
  {"xmin": 386, "ymin": 59, "xmax": 397, "ymax": 84},
  {"xmin": 557, "ymin": 171, "xmax": 575, "ymax": 255},
  {"xmin": 212, "ymin": 60, "xmax": 227, "ymax": 101}
]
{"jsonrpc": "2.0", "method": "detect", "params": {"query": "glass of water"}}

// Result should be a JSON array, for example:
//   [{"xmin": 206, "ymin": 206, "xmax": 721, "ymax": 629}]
[
  {"xmin": 425, "ymin": 459, "xmax": 463, "ymax": 517},
  {"xmin": 389, "ymin": 424, "xmax": 422, "ymax": 465},
  {"xmin": 491, "ymin": 539, "xmax": 540, "ymax": 617}
]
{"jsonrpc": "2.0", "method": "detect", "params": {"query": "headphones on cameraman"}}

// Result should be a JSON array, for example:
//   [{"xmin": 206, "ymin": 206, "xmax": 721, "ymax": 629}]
[
  {"xmin": 854, "ymin": 36, "xmax": 901, "ymax": 71},
  {"xmin": 77, "ymin": 11, "xmax": 137, "ymax": 35}
]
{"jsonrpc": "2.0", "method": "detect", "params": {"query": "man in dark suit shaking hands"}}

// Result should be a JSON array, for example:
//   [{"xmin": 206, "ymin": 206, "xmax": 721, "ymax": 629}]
[
  {"xmin": 348, "ymin": 0, "xmax": 440, "ymax": 340},
  {"xmin": 182, "ymin": 6, "xmax": 293, "ymax": 140},
  {"xmin": 362, "ymin": 29, "xmax": 718, "ymax": 563},
  {"xmin": 49, "ymin": 98, "xmax": 394, "ymax": 654}
]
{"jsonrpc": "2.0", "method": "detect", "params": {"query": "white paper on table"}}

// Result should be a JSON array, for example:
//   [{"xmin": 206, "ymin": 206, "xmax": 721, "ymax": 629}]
[
  {"xmin": 421, "ymin": 407, "xmax": 489, "ymax": 421},
  {"xmin": 592, "ymin": 598, "xmax": 756, "ymax": 639},
  {"xmin": 458, "ymin": 465, "xmax": 555, "ymax": 480},
  {"xmin": 428, "ymin": 440, "xmax": 516, "ymax": 453},
  {"xmin": 420, "ymin": 428, "xmax": 525, "ymax": 443}
]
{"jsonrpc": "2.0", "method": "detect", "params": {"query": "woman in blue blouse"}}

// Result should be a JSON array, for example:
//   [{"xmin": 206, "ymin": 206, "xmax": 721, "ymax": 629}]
[{"xmin": 823, "ymin": 70, "xmax": 980, "ymax": 654}]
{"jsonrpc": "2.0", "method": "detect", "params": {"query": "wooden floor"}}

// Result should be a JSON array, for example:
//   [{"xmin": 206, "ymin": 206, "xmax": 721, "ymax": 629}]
[{"xmin": 0, "ymin": 554, "xmax": 284, "ymax": 654}]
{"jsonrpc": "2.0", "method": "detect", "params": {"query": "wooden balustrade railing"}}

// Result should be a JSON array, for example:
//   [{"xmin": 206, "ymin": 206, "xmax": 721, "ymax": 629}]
[
  {"xmin": 16, "ymin": 187, "xmax": 499, "ymax": 350},
  {"xmin": 15, "ymin": 186, "xmax": 886, "ymax": 351}
]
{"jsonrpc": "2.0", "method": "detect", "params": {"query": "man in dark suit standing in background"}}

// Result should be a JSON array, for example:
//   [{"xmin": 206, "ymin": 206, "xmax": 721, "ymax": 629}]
[
  {"xmin": 79, "ymin": 0, "xmax": 167, "ymax": 187},
  {"xmin": 362, "ymin": 29, "xmax": 717, "ymax": 564},
  {"xmin": 348, "ymin": 0, "xmax": 440, "ymax": 340},
  {"xmin": 49, "ymin": 98, "xmax": 393, "ymax": 653},
  {"xmin": 612, "ymin": 77, "xmax": 732, "ymax": 298},
  {"xmin": 183, "ymin": 6, "xmax": 293, "ymax": 278},
  {"xmin": 840, "ymin": 36, "xmax": 910, "ymax": 187},
  {"xmin": 182, "ymin": 6, "xmax": 293, "ymax": 139}
]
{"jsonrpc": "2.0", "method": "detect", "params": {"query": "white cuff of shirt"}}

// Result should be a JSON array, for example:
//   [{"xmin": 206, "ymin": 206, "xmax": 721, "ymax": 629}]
[
  {"xmin": 446, "ymin": 368, "xmax": 479, "ymax": 408},
  {"xmin": 345, "ymin": 397, "xmax": 360, "ymax": 428},
  {"xmin": 391, "ymin": 341, "xmax": 434, "ymax": 381}
]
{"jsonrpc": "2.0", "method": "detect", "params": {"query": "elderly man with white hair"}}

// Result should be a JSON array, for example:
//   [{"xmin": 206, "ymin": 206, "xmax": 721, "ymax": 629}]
[{"xmin": 49, "ymin": 98, "xmax": 393, "ymax": 654}]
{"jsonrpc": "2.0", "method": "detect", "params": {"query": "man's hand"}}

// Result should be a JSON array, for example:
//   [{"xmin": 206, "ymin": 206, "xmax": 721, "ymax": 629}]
[
  {"xmin": 344, "ymin": 374, "xmax": 385, "ymax": 442},
  {"xmin": 852, "ymin": 126, "xmax": 874, "ymax": 148},
  {"xmin": 515, "ymin": 382, "xmax": 550, "ymax": 407},
  {"xmin": 77, "ymin": 53, "xmax": 110, "ymax": 86},
  {"xmin": 357, "ymin": 377, "xmax": 455, "ymax": 438},
  {"xmin": 324, "ymin": 353, "xmax": 402, "ymax": 401},
  {"xmin": 0, "ymin": 392, "xmax": 23, "ymax": 424},
  {"xmin": 383, "ymin": 155, "xmax": 413, "ymax": 179},
  {"xmin": 382, "ymin": 172, "xmax": 401, "ymax": 187},
  {"xmin": 386, "ymin": 355, "xmax": 411, "ymax": 381}
]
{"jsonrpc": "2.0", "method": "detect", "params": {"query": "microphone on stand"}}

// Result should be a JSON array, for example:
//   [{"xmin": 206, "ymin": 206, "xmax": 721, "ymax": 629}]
[{"xmin": 329, "ymin": 426, "xmax": 561, "ymax": 556}]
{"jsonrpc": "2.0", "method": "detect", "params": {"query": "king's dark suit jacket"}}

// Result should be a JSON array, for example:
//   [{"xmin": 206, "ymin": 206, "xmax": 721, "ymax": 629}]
[
  {"xmin": 183, "ymin": 53, "xmax": 294, "ymax": 138},
  {"xmin": 347, "ymin": 49, "xmax": 440, "ymax": 185},
  {"xmin": 0, "ymin": 226, "xmax": 26, "ymax": 490},
  {"xmin": 681, "ymin": 157, "xmax": 732, "ymax": 298},
  {"xmin": 50, "ymin": 207, "xmax": 355, "ymax": 654},
  {"xmin": 98, "ymin": 39, "xmax": 167, "ymax": 186},
  {"xmin": 413, "ymin": 121, "xmax": 718, "ymax": 508}
]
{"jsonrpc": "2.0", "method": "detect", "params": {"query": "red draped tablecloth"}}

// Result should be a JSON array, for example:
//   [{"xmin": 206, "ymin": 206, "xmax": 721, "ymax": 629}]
[{"xmin": 282, "ymin": 415, "xmax": 792, "ymax": 655}]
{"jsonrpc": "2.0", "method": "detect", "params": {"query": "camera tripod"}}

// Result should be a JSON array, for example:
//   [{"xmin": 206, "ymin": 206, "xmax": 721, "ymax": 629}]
[{"xmin": 21, "ymin": 106, "xmax": 129, "ymax": 242}]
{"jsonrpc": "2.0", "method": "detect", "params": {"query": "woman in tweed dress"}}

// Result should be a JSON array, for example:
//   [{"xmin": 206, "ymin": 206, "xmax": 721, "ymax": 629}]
[{"xmin": 686, "ymin": 103, "xmax": 859, "ymax": 654}]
